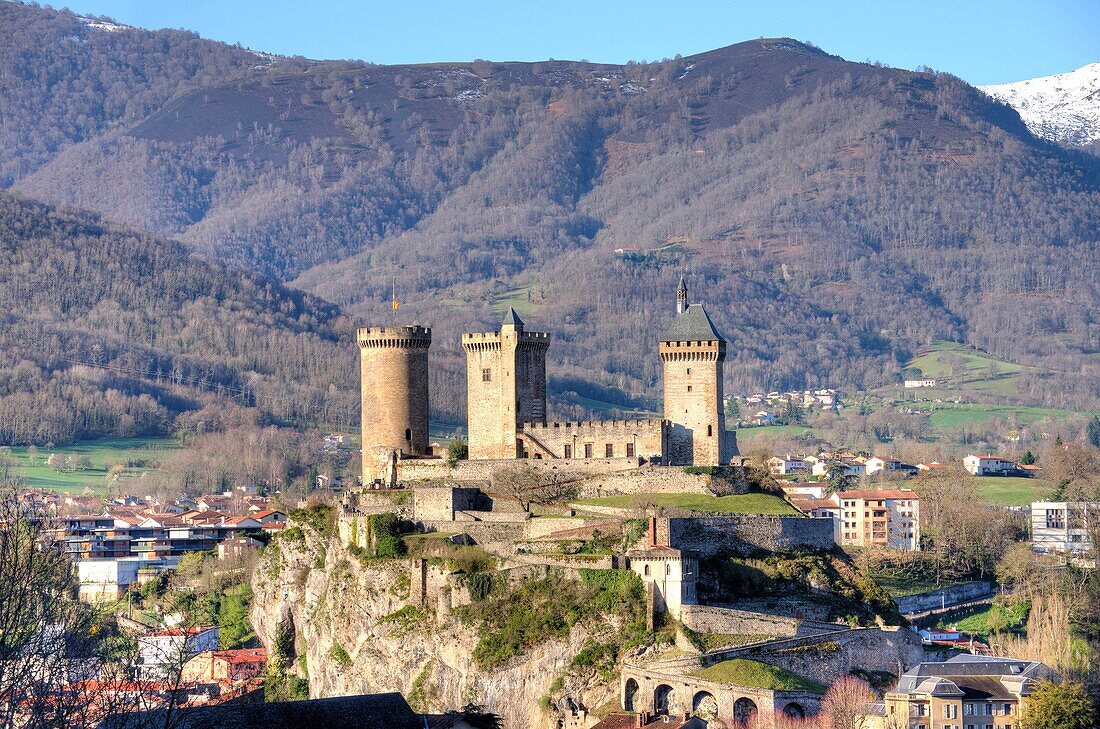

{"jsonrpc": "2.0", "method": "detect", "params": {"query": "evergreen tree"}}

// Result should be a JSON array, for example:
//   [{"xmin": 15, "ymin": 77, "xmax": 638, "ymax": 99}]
[{"xmin": 1086, "ymin": 416, "xmax": 1100, "ymax": 448}]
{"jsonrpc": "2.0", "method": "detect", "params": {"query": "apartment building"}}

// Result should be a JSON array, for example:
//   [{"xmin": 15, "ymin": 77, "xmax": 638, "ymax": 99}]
[
  {"xmin": 1031, "ymin": 501, "xmax": 1096, "ymax": 563},
  {"xmin": 829, "ymin": 489, "xmax": 920, "ymax": 551}
]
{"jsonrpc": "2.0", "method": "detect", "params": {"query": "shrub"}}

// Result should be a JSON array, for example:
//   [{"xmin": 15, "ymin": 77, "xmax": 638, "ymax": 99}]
[
  {"xmin": 467, "ymin": 572, "xmax": 493, "ymax": 601},
  {"xmin": 329, "ymin": 642, "xmax": 352, "ymax": 667}
]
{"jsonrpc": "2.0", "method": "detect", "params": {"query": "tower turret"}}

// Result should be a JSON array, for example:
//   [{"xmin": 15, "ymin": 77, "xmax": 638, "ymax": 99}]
[
  {"xmin": 357, "ymin": 324, "xmax": 432, "ymax": 483},
  {"xmin": 660, "ymin": 281, "xmax": 734, "ymax": 466}
]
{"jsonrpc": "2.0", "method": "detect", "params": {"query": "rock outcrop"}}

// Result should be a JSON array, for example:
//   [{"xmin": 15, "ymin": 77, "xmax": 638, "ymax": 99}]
[{"xmin": 251, "ymin": 516, "xmax": 619, "ymax": 728}]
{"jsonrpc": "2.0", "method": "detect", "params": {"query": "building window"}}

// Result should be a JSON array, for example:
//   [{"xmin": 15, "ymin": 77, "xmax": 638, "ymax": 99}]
[
  {"xmin": 405, "ymin": 428, "xmax": 411, "ymax": 442},
  {"xmin": 686, "ymin": 367, "xmax": 692, "ymax": 375},
  {"xmin": 707, "ymin": 424, "xmax": 713, "ymax": 437},
  {"xmin": 666, "ymin": 563, "xmax": 671, "ymax": 575},
  {"xmin": 584, "ymin": 443, "xmax": 593, "ymax": 458},
  {"xmin": 605, "ymin": 443, "xmax": 614, "ymax": 458},
  {"xmin": 482, "ymin": 368, "xmax": 491, "ymax": 382},
  {"xmin": 687, "ymin": 385, "xmax": 692, "ymax": 392},
  {"xmin": 626, "ymin": 443, "xmax": 635, "ymax": 458},
  {"xmin": 564, "ymin": 445, "xmax": 572, "ymax": 459},
  {"xmin": 643, "ymin": 564, "xmax": 650, "ymax": 576}
]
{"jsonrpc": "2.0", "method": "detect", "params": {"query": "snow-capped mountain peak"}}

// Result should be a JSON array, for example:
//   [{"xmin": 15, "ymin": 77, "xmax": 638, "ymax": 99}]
[{"xmin": 980, "ymin": 63, "xmax": 1100, "ymax": 147}]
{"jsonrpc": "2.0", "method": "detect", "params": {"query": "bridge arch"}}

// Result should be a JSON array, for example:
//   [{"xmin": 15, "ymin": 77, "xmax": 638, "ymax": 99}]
[
  {"xmin": 691, "ymin": 691, "xmax": 718, "ymax": 721},
  {"xmin": 654, "ymin": 684, "xmax": 676, "ymax": 715},
  {"xmin": 623, "ymin": 678, "xmax": 638, "ymax": 711},
  {"xmin": 733, "ymin": 696, "xmax": 758, "ymax": 725}
]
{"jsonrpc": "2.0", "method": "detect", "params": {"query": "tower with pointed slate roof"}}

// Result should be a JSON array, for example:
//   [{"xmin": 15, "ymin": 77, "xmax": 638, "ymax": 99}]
[
  {"xmin": 461, "ymin": 308, "xmax": 550, "ymax": 459},
  {"xmin": 660, "ymin": 278, "xmax": 731, "ymax": 466}
]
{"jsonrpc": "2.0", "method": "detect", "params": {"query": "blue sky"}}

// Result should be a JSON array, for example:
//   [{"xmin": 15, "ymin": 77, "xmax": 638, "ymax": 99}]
[{"xmin": 55, "ymin": 0, "xmax": 1099, "ymax": 85}]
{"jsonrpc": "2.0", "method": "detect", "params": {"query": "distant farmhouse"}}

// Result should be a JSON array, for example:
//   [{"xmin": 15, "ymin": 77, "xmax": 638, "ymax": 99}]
[
  {"xmin": 963, "ymin": 453, "xmax": 1016, "ymax": 476},
  {"xmin": 358, "ymin": 277, "xmax": 737, "ymax": 484},
  {"xmin": 903, "ymin": 378, "xmax": 937, "ymax": 389}
]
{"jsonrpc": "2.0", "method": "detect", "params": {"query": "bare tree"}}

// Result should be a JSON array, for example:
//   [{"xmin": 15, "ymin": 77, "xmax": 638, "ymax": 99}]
[
  {"xmin": 819, "ymin": 675, "xmax": 875, "ymax": 729},
  {"xmin": 490, "ymin": 464, "xmax": 579, "ymax": 513}
]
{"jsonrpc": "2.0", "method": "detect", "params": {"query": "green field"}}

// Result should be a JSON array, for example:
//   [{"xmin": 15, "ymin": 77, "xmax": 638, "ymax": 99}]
[
  {"xmin": 572, "ymin": 492, "xmax": 800, "ymax": 515},
  {"xmin": 692, "ymin": 658, "xmax": 826, "ymax": 691},
  {"xmin": 967, "ymin": 475, "xmax": 1053, "ymax": 507},
  {"xmin": 4, "ymin": 437, "xmax": 177, "ymax": 494},
  {"xmin": 906, "ymin": 341, "xmax": 1023, "ymax": 391},
  {"xmin": 908, "ymin": 401, "xmax": 1085, "ymax": 435}
]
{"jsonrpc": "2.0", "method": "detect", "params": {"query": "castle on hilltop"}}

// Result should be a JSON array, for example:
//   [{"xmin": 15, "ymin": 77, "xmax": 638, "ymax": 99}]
[{"xmin": 358, "ymin": 277, "xmax": 737, "ymax": 483}]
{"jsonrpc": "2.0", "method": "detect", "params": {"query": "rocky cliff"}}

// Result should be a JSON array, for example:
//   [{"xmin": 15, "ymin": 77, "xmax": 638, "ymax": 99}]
[{"xmin": 250, "ymin": 512, "xmax": 628, "ymax": 728}]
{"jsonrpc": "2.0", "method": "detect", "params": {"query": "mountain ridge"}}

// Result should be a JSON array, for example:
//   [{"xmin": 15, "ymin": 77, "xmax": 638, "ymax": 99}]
[
  {"xmin": 2, "ymin": 1, "xmax": 1098, "ymax": 424},
  {"xmin": 981, "ymin": 63, "xmax": 1100, "ymax": 148}
]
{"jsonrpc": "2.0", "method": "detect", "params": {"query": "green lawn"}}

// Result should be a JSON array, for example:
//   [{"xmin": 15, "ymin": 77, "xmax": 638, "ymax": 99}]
[
  {"xmin": 935, "ymin": 601, "xmax": 1029, "ymax": 638},
  {"xmin": 572, "ymin": 492, "xmax": 800, "ymax": 516},
  {"xmin": 692, "ymin": 658, "xmax": 826, "ymax": 692},
  {"xmin": 968, "ymin": 476, "xmax": 1054, "ymax": 507},
  {"xmin": 4, "ymin": 437, "xmax": 177, "ymax": 494}
]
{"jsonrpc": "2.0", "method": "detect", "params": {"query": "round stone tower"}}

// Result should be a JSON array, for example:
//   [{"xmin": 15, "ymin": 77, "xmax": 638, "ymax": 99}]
[{"xmin": 357, "ymin": 325, "xmax": 431, "ymax": 484}]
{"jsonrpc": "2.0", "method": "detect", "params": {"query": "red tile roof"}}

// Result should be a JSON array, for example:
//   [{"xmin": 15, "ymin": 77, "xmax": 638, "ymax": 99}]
[{"xmin": 835, "ymin": 489, "xmax": 918, "ymax": 500}]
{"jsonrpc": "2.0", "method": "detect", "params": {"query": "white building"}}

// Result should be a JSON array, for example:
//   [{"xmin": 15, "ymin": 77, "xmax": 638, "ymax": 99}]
[
  {"xmin": 766, "ymin": 455, "xmax": 811, "ymax": 476},
  {"xmin": 1031, "ymin": 502, "xmax": 1096, "ymax": 564},
  {"xmin": 864, "ymin": 456, "xmax": 919, "ymax": 478},
  {"xmin": 137, "ymin": 626, "xmax": 219, "ymax": 680},
  {"xmin": 76, "ymin": 558, "xmax": 174, "ymax": 603},
  {"xmin": 904, "ymin": 379, "xmax": 937, "ymax": 389},
  {"xmin": 811, "ymin": 460, "xmax": 866, "ymax": 479},
  {"xmin": 963, "ymin": 454, "xmax": 1016, "ymax": 476}
]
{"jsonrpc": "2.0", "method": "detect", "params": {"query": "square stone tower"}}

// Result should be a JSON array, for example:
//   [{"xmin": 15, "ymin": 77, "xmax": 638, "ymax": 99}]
[
  {"xmin": 461, "ymin": 308, "xmax": 550, "ymax": 459},
  {"xmin": 659, "ymin": 277, "xmax": 731, "ymax": 466}
]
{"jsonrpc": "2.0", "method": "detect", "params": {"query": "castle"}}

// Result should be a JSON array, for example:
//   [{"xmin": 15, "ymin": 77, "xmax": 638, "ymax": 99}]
[{"xmin": 358, "ymin": 277, "xmax": 736, "ymax": 483}]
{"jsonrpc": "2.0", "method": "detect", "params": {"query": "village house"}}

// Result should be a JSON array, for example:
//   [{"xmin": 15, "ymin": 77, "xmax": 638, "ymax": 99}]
[
  {"xmin": 963, "ymin": 454, "xmax": 1016, "ymax": 476},
  {"xmin": 766, "ymin": 455, "xmax": 810, "ymax": 476},
  {"xmin": 863, "ymin": 456, "xmax": 919, "ymax": 478},
  {"xmin": 864, "ymin": 655, "xmax": 1058, "ymax": 729},
  {"xmin": 181, "ymin": 648, "xmax": 268, "ymax": 685}
]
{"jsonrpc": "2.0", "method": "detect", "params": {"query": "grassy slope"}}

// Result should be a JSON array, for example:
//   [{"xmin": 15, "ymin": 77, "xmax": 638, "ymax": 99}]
[
  {"xmin": 691, "ymin": 658, "xmax": 826, "ymax": 691},
  {"xmin": 572, "ymin": 492, "xmax": 800, "ymax": 515},
  {"xmin": 5, "ymin": 437, "xmax": 176, "ymax": 493},
  {"xmin": 967, "ymin": 475, "xmax": 1054, "ymax": 507}
]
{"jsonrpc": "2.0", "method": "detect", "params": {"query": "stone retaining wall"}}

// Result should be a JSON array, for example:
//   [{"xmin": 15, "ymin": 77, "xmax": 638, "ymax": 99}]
[
  {"xmin": 681, "ymin": 605, "xmax": 842, "ymax": 638},
  {"xmin": 665, "ymin": 516, "xmax": 834, "ymax": 555}
]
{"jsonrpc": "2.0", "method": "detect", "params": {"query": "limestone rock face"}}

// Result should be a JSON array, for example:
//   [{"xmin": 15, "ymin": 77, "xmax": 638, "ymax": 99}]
[{"xmin": 251, "ymin": 522, "xmax": 615, "ymax": 728}]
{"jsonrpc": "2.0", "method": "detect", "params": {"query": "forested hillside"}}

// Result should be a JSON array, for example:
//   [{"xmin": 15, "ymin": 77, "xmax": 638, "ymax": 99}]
[
  {"xmin": 0, "ymin": 191, "xmax": 357, "ymax": 444},
  {"xmin": 2, "ymin": 1, "xmax": 1098, "ymax": 425}
]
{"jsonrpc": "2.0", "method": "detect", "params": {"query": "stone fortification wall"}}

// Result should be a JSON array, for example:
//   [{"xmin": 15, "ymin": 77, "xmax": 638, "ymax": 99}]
[
  {"xmin": 397, "ymin": 456, "xmax": 640, "ymax": 483},
  {"xmin": 664, "ymin": 516, "xmax": 834, "ymax": 556},
  {"xmin": 741, "ymin": 627, "xmax": 924, "ymax": 687},
  {"xmin": 413, "ymin": 486, "xmax": 486, "ymax": 521},
  {"xmin": 519, "ymin": 419, "xmax": 666, "ymax": 460},
  {"xmin": 571, "ymin": 467, "xmax": 747, "ymax": 499},
  {"xmin": 894, "ymin": 581, "xmax": 994, "ymax": 614},
  {"xmin": 417, "ymin": 520, "xmax": 525, "ymax": 549},
  {"xmin": 680, "ymin": 605, "xmax": 842, "ymax": 638}
]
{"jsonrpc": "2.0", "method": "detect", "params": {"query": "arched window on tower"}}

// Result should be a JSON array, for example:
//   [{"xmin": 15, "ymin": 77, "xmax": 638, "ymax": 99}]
[
  {"xmin": 707, "ymin": 424, "xmax": 713, "ymax": 437},
  {"xmin": 405, "ymin": 428, "xmax": 411, "ymax": 442}
]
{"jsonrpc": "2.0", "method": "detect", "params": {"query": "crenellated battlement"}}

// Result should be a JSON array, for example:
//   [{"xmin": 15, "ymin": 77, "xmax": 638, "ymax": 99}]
[
  {"xmin": 520, "ymin": 418, "xmax": 666, "ymax": 432},
  {"xmin": 357, "ymin": 325, "xmax": 432, "ymax": 348}
]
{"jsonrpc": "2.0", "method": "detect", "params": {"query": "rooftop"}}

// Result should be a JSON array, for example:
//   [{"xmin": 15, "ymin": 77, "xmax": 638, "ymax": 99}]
[{"xmin": 661, "ymin": 303, "xmax": 724, "ymax": 343}]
